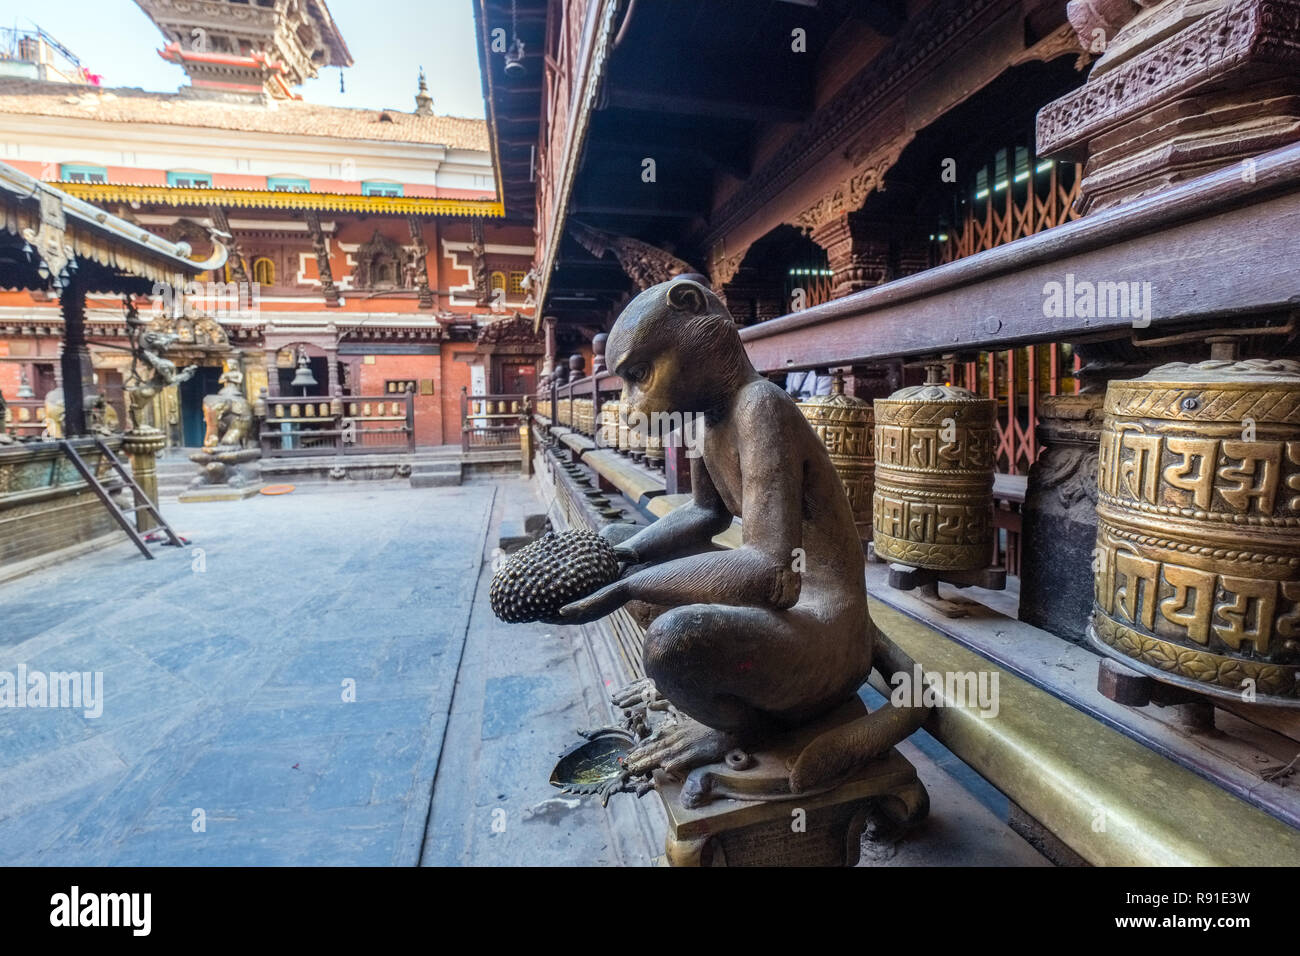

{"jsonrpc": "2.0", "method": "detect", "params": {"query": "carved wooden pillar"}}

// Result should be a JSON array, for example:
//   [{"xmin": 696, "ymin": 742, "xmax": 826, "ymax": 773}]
[
  {"xmin": 305, "ymin": 211, "xmax": 340, "ymax": 307},
  {"xmin": 264, "ymin": 341, "xmax": 279, "ymax": 399},
  {"xmin": 1038, "ymin": 0, "xmax": 1300, "ymax": 214},
  {"xmin": 810, "ymin": 211, "xmax": 889, "ymax": 298},
  {"xmin": 844, "ymin": 361, "xmax": 902, "ymax": 402},
  {"xmin": 326, "ymin": 349, "xmax": 340, "ymax": 396},
  {"xmin": 894, "ymin": 234, "xmax": 933, "ymax": 278},
  {"xmin": 58, "ymin": 277, "xmax": 92, "ymax": 437}
]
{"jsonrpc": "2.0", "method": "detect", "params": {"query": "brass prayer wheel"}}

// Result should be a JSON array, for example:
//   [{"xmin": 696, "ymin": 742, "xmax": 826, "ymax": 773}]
[
  {"xmin": 797, "ymin": 371, "xmax": 875, "ymax": 540},
  {"xmin": 643, "ymin": 429, "xmax": 665, "ymax": 466},
  {"xmin": 573, "ymin": 398, "xmax": 594, "ymax": 436},
  {"xmin": 872, "ymin": 366, "xmax": 996, "ymax": 570},
  {"xmin": 557, "ymin": 398, "xmax": 572, "ymax": 428},
  {"xmin": 1090, "ymin": 358, "xmax": 1300, "ymax": 704},
  {"xmin": 599, "ymin": 400, "xmax": 621, "ymax": 449}
]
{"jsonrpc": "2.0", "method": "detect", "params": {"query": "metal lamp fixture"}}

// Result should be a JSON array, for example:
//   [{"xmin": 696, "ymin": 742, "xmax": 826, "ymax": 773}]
[{"xmin": 504, "ymin": 0, "xmax": 526, "ymax": 77}]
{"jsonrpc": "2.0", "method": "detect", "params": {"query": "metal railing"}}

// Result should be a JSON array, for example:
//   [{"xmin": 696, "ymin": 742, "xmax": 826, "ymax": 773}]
[
  {"xmin": 461, "ymin": 390, "xmax": 528, "ymax": 452},
  {"xmin": 259, "ymin": 392, "xmax": 415, "ymax": 457}
]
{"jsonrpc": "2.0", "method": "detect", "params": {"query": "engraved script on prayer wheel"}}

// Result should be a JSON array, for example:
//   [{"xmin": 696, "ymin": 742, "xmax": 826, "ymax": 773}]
[
  {"xmin": 797, "ymin": 372, "xmax": 875, "ymax": 541},
  {"xmin": 1089, "ymin": 359, "xmax": 1300, "ymax": 705},
  {"xmin": 872, "ymin": 367, "xmax": 996, "ymax": 571}
]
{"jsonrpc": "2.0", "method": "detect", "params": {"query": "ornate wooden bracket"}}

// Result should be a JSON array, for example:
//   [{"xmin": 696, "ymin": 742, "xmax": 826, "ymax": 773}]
[
  {"xmin": 569, "ymin": 221, "xmax": 698, "ymax": 290},
  {"xmin": 407, "ymin": 215, "xmax": 434, "ymax": 309},
  {"xmin": 208, "ymin": 205, "xmax": 249, "ymax": 287},
  {"xmin": 304, "ymin": 210, "xmax": 340, "ymax": 307}
]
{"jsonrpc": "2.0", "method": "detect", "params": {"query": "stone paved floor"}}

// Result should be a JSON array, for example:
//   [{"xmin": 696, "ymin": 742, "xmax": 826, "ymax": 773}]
[{"xmin": 0, "ymin": 478, "xmax": 621, "ymax": 866}]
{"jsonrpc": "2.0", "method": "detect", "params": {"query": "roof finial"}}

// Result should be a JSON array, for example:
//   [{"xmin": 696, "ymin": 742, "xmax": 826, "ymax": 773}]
[{"xmin": 414, "ymin": 66, "xmax": 433, "ymax": 115}]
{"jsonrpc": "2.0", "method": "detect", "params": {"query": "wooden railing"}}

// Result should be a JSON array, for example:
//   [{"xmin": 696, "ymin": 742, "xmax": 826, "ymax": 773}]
[
  {"xmin": 259, "ymin": 392, "xmax": 415, "ymax": 457},
  {"xmin": 461, "ymin": 391, "xmax": 528, "ymax": 452}
]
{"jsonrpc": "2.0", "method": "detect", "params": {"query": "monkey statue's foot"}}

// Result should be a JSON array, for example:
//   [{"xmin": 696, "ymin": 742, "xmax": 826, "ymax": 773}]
[{"xmin": 625, "ymin": 716, "xmax": 742, "ymax": 778}]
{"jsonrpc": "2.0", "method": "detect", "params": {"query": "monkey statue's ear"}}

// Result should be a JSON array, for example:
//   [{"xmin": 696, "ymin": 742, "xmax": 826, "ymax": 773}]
[{"xmin": 665, "ymin": 278, "xmax": 708, "ymax": 315}]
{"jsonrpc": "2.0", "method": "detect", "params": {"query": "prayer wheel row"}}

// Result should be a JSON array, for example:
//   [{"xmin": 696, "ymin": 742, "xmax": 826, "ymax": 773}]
[{"xmin": 792, "ymin": 357, "xmax": 1300, "ymax": 706}]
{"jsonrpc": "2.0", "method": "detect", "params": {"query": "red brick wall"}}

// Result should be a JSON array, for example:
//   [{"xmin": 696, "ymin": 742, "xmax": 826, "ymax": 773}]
[
  {"xmin": 357, "ymin": 352, "xmax": 442, "ymax": 447},
  {"xmin": 0, "ymin": 360, "xmax": 20, "ymax": 400},
  {"xmin": 440, "ymin": 344, "xmax": 478, "ymax": 446}
]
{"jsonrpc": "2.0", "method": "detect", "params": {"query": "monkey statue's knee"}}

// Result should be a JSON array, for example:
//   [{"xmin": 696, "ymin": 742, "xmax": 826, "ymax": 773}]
[{"xmin": 642, "ymin": 608, "xmax": 695, "ymax": 693}]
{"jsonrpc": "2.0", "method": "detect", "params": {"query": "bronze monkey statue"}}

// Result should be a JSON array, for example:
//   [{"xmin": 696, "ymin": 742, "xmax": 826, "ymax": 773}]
[{"xmin": 561, "ymin": 278, "xmax": 923, "ymax": 791}]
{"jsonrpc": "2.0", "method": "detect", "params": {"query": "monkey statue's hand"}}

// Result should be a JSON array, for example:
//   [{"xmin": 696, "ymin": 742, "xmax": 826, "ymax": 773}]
[{"xmin": 559, "ymin": 579, "xmax": 629, "ymax": 624}]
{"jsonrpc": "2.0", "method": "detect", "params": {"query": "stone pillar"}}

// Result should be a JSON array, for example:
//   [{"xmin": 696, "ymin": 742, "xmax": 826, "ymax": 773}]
[
  {"xmin": 1017, "ymin": 393, "xmax": 1105, "ymax": 644},
  {"xmin": 542, "ymin": 316, "xmax": 557, "ymax": 377},
  {"xmin": 1037, "ymin": 0, "xmax": 1300, "ymax": 214},
  {"xmin": 810, "ymin": 211, "xmax": 889, "ymax": 299},
  {"xmin": 58, "ymin": 278, "xmax": 93, "ymax": 437},
  {"xmin": 1018, "ymin": 342, "xmax": 1156, "ymax": 644}
]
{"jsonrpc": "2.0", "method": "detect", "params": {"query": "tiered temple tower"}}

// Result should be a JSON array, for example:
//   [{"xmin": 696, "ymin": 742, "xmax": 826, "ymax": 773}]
[{"xmin": 133, "ymin": 0, "xmax": 352, "ymax": 101}]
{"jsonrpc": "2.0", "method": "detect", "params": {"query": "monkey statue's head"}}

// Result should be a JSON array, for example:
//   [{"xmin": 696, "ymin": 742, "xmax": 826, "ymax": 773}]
[{"xmin": 606, "ymin": 278, "xmax": 756, "ymax": 419}]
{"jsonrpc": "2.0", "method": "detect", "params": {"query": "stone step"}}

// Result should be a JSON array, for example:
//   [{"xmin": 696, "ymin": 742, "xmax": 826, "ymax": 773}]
[
  {"xmin": 409, "ymin": 459, "xmax": 462, "ymax": 488},
  {"xmin": 410, "ymin": 468, "xmax": 461, "ymax": 488},
  {"xmin": 410, "ymin": 462, "xmax": 462, "ymax": 475}
]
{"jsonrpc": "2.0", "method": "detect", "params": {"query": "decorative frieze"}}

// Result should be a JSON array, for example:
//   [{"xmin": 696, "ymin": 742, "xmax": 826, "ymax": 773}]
[{"xmin": 1037, "ymin": 0, "xmax": 1300, "ymax": 212}]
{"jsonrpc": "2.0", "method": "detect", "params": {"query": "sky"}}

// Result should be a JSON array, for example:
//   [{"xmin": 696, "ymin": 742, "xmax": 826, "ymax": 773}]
[{"xmin": 0, "ymin": 0, "xmax": 487, "ymax": 117}]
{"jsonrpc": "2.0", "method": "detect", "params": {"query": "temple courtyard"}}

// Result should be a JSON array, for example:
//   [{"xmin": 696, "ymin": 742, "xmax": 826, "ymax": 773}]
[
  {"xmin": 0, "ymin": 478, "xmax": 635, "ymax": 866},
  {"xmin": 0, "ymin": 478, "xmax": 1045, "ymax": 866}
]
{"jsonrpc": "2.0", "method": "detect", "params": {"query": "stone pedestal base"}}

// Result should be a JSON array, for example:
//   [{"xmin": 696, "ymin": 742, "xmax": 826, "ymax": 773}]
[
  {"xmin": 178, "ymin": 484, "xmax": 264, "ymax": 503},
  {"xmin": 654, "ymin": 700, "xmax": 929, "ymax": 866},
  {"xmin": 185, "ymin": 445, "xmax": 263, "ymax": 501}
]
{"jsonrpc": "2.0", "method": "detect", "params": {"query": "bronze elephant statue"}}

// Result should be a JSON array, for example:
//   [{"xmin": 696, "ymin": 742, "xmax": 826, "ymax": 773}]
[{"xmin": 202, "ymin": 372, "xmax": 254, "ymax": 449}]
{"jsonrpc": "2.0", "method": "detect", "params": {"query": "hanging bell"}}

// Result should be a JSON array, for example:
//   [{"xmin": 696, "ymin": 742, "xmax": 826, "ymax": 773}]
[{"xmin": 290, "ymin": 353, "xmax": 318, "ymax": 390}]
